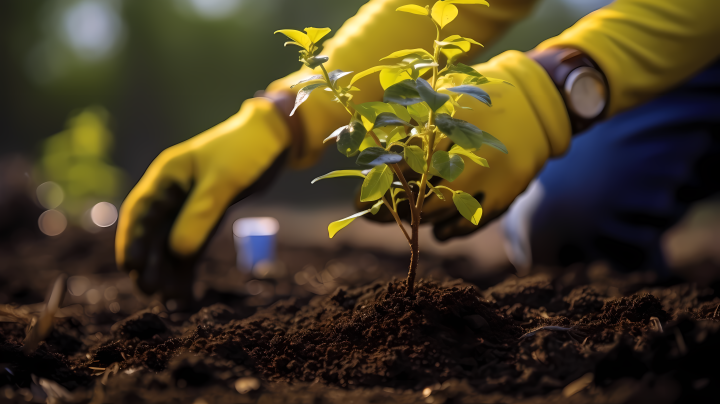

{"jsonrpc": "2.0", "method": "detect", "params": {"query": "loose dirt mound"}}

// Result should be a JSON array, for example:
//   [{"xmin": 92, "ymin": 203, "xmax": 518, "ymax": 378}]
[
  {"xmin": 216, "ymin": 280, "xmax": 520, "ymax": 389},
  {"xmin": 3, "ymin": 227, "xmax": 720, "ymax": 403}
]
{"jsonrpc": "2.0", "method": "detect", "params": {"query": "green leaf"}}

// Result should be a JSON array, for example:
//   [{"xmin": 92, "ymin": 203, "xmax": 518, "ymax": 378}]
[
  {"xmin": 355, "ymin": 102, "xmax": 392, "ymax": 122},
  {"xmin": 387, "ymin": 127, "xmax": 408, "ymax": 144},
  {"xmin": 283, "ymin": 41, "xmax": 305, "ymax": 49},
  {"xmin": 327, "ymin": 200, "xmax": 384, "ymax": 238},
  {"xmin": 373, "ymin": 112, "xmax": 409, "ymax": 128},
  {"xmin": 357, "ymin": 147, "xmax": 403, "ymax": 167},
  {"xmin": 436, "ymin": 100, "xmax": 455, "ymax": 117},
  {"xmin": 430, "ymin": 186, "xmax": 446, "ymax": 201},
  {"xmin": 435, "ymin": 113, "xmax": 483, "ymax": 150},
  {"xmin": 324, "ymin": 125, "xmax": 347, "ymax": 143},
  {"xmin": 449, "ymin": 144, "xmax": 488, "ymax": 167},
  {"xmin": 359, "ymin": 133, "xmax": 381, "ymax": 151},
  {"xmin": 447, "ymin": 85, "xmax": 492, "ymax": 106},
  {"xmin": 477, "ymin": 130, "xmax": 508, "ymax": 154},
  {"xmin": 327, "ymin": 69, "xmax": 353, "ymax": 84},
  {"xmin": 328, "ymin": 211, "xmax": 366, "ymax": 238},
  {"xmin": 389, "ymin": 103, "xmax": 412, "ymax": 123},
  {"xmin": 442, "ymin": 63, "xmax": 483, "ymax": 78},
  {"xmin": 396, "ymin": 4, "xmax": 429, "ymax": 15},
  {"xmin": 462, "ymin": 37, "xmax": 484, "ymax": 46},
  {"xmin": 431, "ymin": 1, "xmax": 458, "ymax": 29},
  {"xmin": 337, "ymin": 121, "xmax": 367, "ymax": 156},
  {"xmin": 447, "ymin": 0, "xmax": 489, "ymax": 6},
  {"xmin": 380, "ymin": 48, "xmax": 434, "ymax": 61},
  {"xmin": 463, "ymin": 75, "xmax": 514, "ymax": 87},
  {"xmin": 407, "ymin": 103, "xmax": 430, "ymax": 124},
  {"xmin": 379, "ymin": 66, "xmax": 413, "ymax": 89},
  {"xmin": 357, "ymin": 147, "xmax": 389, "ymax": 165},
  {"xmin": 437, "ymin": 35, "xmax": 483, "ymax": 63},
  {"xmin": 291, "ymin": 83, "xmax": 326, "ymax": 116},
  {"xmin": 432, "ymin": 151, "xmax": 465, "ymax": 182},
  {"xmin": 304, "ymin": 27, "xmax": 331, "ymax": 44},
  {"xmin": 452, "ymin": 191, "xmax": 483, "ymax": 225},
  {"xmin": 416, "ymin": 78, "xmax": 450, "ymax": 111},
  {"xmin": 291, "ymin": 74, "xmax": 323, "ymax": 89},
  {"xmin": 275, "ymin": 29, "xmax": 312, "ymax": 51},
  {"xmin": 350, "ymin": 65, "xmax": 394, "ymax": 87},
  {"xmin": 360, "ymin": 164, "xmax": 394, "ymax": 202},
  {"xmin": 404, "ymin": 145, "xmax": 427, "ymax": 174},
  {"xmin": 311, "ymin": 170, "xmax": 366, "ymax": 184},
  {"xmin": 305, "ymin": 56, "xmax": 329, "ymax": 68},
  {"xmin": 370, "ymin": 199, "xmax": 384, "ymax": 214},
  {"xmin": 383, "ymin": 80, "xmax": 422, "ymax": 106}
]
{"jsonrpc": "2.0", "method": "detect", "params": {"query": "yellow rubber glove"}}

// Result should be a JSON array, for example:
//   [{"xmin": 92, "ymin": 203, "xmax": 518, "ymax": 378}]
[
  {"xmin": 537, "ymin": 0, "xmax": 720, "ymax": 117},
  {"xmin": 360, "ymin": 50, "xmax": 571, "ymax": 240},
  {"xmin": 268, "ymin": 0, "xmax": 538, "ymax": 168},
  {"xmin": 115, "ymin": 98, "xmax": 290, "ymax": 300},
  {"xmin": 424, "ymin": 0, "xmax": 720, "ymax": 240}
]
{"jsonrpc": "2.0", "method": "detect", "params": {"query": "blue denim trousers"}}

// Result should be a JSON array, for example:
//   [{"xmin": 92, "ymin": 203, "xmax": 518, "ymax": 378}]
[{"xmin": 504, "ymin": 59, "xmax": 720, "ymax": 274}]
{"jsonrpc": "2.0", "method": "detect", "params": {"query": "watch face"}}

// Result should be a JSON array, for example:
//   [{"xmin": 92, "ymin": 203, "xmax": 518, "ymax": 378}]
[{"xmin": 565, "ymin": 67, "xmax": 607, "ymax": 119}]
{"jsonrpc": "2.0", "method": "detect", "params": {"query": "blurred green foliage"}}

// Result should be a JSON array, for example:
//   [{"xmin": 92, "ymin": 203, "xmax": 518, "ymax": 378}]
[{"xmin": 38, "ymin": 106, "xmax": 126, "ymax": 220}]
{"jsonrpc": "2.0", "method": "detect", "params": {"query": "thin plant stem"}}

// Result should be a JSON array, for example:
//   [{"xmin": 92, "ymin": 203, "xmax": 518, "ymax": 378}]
[
  {"xmin": 382, "ymin": 196, "xmax": 411, "ymax": 243},
  {"xmin": 406, "ymin": 22, "xmax": 444, "ymax": 297},
  {"xmin": 389, "ymin": 163, "xmax": 417, "ymax": 222},
  {"xmin": 320, "ymin": 64, "xmax": 354, "ymax": 116}
]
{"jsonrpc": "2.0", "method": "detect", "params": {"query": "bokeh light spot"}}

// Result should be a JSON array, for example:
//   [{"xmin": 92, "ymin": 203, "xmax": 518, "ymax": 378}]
[
  {"xmin": 67, "ymin": 276, "xmax": 90, "ymax": 296},
  {"xmin": 86, "ymin": 288, "xmax": 101, "ymax": 304},
  {"xmin": 90, "ymin": 202, "xmax": 118, "ymax": 227},
  {"xmin": 187, "ymin": 0, "xmax": 243, "ymax": 19},
  {"xmin": 38, "ymin": 210, "xmax": 68, "ymax": 236},
  {"xmin": 108, "ymin": 301, "xmax": 121, "ymax": 313},
  {"xmin": 62, "ymin": 0, "xmax": 123, "ymax": 61},
  {"xmin": 104, "ymin": 286, "xmax": 118, "ymax": 301},
  {"xmin": 36, "ymin": 182, "xmax": 65, "ymax": 209}
]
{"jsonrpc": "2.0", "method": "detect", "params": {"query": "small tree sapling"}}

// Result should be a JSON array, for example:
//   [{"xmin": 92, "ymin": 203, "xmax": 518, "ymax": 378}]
[{"xmin": 275, "ymin": 0, "xmax": 510, "ymax": 297}]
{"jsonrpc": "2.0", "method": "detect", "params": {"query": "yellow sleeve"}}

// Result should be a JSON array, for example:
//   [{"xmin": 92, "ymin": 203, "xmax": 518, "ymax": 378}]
[
  {"xmin": 267, "ymin": 0, "xmax": 538, "ymax": 168},
  {"xmin": 537, "ymin": 0, "xmax": 720, "ymax": 117}
]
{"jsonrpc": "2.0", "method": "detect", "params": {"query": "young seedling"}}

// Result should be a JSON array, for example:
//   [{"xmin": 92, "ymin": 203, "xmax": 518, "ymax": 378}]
[{"xmin": 276, "ymin": 0, "xmax": 510, "ymax": 297}]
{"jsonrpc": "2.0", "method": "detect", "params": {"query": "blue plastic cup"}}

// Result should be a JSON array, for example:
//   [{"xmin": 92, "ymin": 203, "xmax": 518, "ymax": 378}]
[{"xmin": 233, "ymin": 217, "xmax": 280, "ymax": 272}]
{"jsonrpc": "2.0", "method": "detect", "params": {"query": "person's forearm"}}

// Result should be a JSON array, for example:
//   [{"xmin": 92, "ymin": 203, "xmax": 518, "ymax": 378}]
[
  {"xmin": 536, "ymin": 0, "xmax": 720, "ymax": 117},
  {"xmin": 267, "ymin": 0, "xmax": 538, "ymax": 168}
]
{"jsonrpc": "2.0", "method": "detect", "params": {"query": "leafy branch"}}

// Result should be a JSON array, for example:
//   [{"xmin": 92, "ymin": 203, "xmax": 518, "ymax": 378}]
[{"xmin": 276, "ymin": 0, "xmax": 509, "ymax": 297}]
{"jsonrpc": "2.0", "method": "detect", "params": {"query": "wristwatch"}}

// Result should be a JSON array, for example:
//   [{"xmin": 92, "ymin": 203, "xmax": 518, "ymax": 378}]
[{"xmin": 528, "ymin": 47, "xmax": 608, "ymax": 135}]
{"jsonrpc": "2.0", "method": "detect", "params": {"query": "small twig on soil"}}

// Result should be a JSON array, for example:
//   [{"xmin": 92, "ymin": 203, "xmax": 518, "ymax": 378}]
[
  {"xmin": 519, "ymin": 326, "xmax": 587, "ymax": 341},
  {"xmin": 713, "ymin": 303, "xmax": 719, "ymax": 319},
  {"xmin": 23, "ymin": 275, "xmax": 67, "ymax": 354},
  {"xmin": 101, "ymin": 363, "xmax": 119, "ymax": 385},
  {"xmin": 674, "ymin": 328, "xmax": 688, "ymax": 355},
  {"xmin": 648, "ymin": 316, "xmax": 663, "ymax": 333}
]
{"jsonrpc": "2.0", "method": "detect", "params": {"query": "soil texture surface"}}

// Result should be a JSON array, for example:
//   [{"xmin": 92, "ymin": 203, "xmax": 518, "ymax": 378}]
[{"xmin": 2, "ymin": 223, "xmax": 720, "ymax": 404}]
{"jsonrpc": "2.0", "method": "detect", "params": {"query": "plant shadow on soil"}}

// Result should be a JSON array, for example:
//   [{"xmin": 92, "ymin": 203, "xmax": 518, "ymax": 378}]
[{"xmin": 2, "ymin": 223, "xmax": 720, "ymax": 404}]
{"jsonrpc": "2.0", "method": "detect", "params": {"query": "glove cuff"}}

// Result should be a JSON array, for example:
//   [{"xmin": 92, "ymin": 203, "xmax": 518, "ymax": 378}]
[
  {"xmin": 494, "ymin": 50, "xmax": 572, "ymax": 157},
  {"xmin": 255, "ymin": 90, "xmax": 306, "ymax": 166}
]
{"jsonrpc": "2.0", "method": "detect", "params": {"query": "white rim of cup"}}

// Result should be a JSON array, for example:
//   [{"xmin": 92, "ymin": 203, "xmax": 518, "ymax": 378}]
[{"xmin": 233, "ymin": 217, "xmax": 280, "ymax": 238}]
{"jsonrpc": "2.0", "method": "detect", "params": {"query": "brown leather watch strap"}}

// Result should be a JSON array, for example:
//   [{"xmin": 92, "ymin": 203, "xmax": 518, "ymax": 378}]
[
  {"xmin": 254, "ymin": 90, "xmax": 305, "ymax": 161},
  {"xmin": 528, "ymin": 47, "xmax": 608, "ymax": 135}
]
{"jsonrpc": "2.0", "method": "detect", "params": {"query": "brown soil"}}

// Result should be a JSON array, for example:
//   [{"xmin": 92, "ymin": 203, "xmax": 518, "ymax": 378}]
[{"xmin": 2, "ymin": 220, "xmax": 720, "ymax": 403}]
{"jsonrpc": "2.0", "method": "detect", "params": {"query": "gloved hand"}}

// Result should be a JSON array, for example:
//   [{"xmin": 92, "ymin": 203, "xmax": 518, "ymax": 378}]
[
  {"xmin": 361, "ymin": 50, "xmax": 572, "ymax": 241},
  {"xmin": 115, "ymin": 97, "xmax": 291, "ymax": 302}
]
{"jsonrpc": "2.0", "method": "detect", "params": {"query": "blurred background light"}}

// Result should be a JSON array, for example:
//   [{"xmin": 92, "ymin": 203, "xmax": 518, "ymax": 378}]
[
  {"xmin": 62, "ymin": 0, "xmax": 123, "ymax": 61},
  {"xmin": 38, "ymin": 209, "xmax": 68, "ymax": 236},
  {"xmin": 90, "ymin": 201, "xmax": 118, "ymax": 227},
  {"xmin": 67, "ymin": 276, "xmax": 91, "ymax": 296},
  {"xmin": 85, "ymin": 288, "xmax": 101, "ymax": 304},
  {"xmin": 184, "ymin": 0, "xmax": 244, "ymax": 19},
  {"xmin": 36, "ymin": 181, "xmax": 65, "ymax": 209}
]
